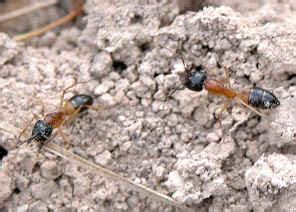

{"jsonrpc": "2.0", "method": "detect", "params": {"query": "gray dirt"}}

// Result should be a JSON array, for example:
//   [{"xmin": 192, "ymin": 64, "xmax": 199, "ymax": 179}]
[{"xmin": 0, "ymin": 0, "xmax": 296, "ymax": 211}]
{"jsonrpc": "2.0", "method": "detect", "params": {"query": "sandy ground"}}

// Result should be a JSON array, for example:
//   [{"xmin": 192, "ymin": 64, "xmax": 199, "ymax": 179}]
[{"xmin": 0, "ymin": 0, "xmax": 296, "ymax": 211}]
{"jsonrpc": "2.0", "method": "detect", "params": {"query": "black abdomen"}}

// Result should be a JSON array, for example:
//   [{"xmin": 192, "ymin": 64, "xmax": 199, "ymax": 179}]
[
  {"xmin": 248, "ymin": 87, "xmax": 280, "ymax": 109},
  {"xmin": 69, "ymin": 94, "xmax": 93, "ymax": 113}
]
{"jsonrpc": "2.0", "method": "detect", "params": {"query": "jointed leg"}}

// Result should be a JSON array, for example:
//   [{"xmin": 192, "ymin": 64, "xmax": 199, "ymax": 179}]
[
  {"xmin": 84, "ymin": 104, "xmax": 106, "ymax": 112},
  {"xmin": 18, "ymin": 113, "xmax": 41, "ymax": 142},
  {"xmin": 35, "ymin": 97, "xmax": 47, "ymax": 117},
  {"xmin": 218, "ymin": 67, "xmax": 231, "ymax": 88},
  {"xmin": 54, "ymin": 107, "xmax": 82, "ymax": 148},
  {"xmin": 215, "ymin": 100, "xmax": 231, "ymax": 130},
  {"xmin": 224, "ymin": 67, "xmax": 231, "ymax": 88},
  {"xmin": 59, "ymin": 77, "xmax": 78, "ymax": 110},
  {"xmin": 58, "ymin": 78, "xmax": 93, "ymax": 111},
  {"xmin": 57, "ymin": 127, "xmax": 72, "ymax": 149},
  {"xmin": 236, "ymin": 98, "xmax": 266, "ymax": 118}
]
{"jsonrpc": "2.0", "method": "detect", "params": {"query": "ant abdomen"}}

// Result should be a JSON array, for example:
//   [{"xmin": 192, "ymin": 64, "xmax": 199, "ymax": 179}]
[
  {"xmin": 248, "ymin": 87, "xmax": 280, "ymax": 109},
  {"xmin": 68, "ymin": 94, "xmax": 93, "ymax": 113},
  {"xmin": 185, "ymin": 67, "xmax": 207, "ymax": 92}
]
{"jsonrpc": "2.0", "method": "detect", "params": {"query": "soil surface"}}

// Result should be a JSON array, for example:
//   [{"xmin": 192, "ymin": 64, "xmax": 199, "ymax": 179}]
[{"xmin": 0, "ymin": 0, "xmax": 296, "ymax": 211}]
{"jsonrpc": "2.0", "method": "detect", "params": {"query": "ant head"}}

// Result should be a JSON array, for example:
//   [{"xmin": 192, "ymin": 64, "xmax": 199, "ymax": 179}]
[
  {"xmin": 157, "ymin": 34, "xmax": 207, "ymax": 94},
  {"xmin": 184, "ymin": 66, "xmax": 207, "ymax": 92},
  {"xmin": 160, "ymin": 37, "xmax": 207, "ymax": 92},
  {"xmin": 31, "ymin": 120, "xmax": 53, "ymax": 142}
]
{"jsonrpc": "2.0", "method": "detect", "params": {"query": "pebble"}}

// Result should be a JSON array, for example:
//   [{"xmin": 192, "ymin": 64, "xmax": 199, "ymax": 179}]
[
  {"xmin": 0, "ymin": 172, "xmax": 14, "ymax": 204},
  {"xmin": 99, "ymin": 93, "xmax": 115, "ymax": 106},
  {"xmin": 40, "ymin": 160, "xmax": 62, "ymax": 180},
  {"xmin": 31, "ymin": 181, "xmax": 58, "ymax": 200},
  {"xmin": 90, "ymin": 52, "xmax": 112, "ymax": 78},
  {"xmin": 94, "ymin": 80, "xmax": 114, "ymax": 96},
  {"xmin": 206, "ymin": 132, "xmax": 221, "ymax": 143},
  {"xmin": 15, "ymin": 175, "xmax": 30, "ymax": 191},
  {"xmin": 153, "ymin": 165, "xmax": 166, "ymax": 181},
  {"xmin": 95, "ymin": 150, "xmax": 112, "ymax": 166},
  {"xmin": 165, "ymin": 171, "xmax": 184, "ymax": 190}
]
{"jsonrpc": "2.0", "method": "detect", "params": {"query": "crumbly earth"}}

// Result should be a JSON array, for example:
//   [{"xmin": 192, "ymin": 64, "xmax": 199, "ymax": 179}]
[{"xmin": 0, "ymin": 0, "xmax": 296, "ymax": 211}]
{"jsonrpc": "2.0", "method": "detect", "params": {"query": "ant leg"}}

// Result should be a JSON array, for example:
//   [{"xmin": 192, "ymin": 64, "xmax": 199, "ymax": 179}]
[
  {"xmin": 35, "ymin": 97, "xmax": 47, "ymax": 117},
  {"xmin": 59, "ymin": 78, "xmax": 78, "ymax": 110},
  {"xmin": 57, "ymin": 128, "xmax": 72, "ymax": 149},
  {"xmin": 224, "ymin": 68, "xmax": 231, "ymax": 88},
  {"xmin": 235, "ymin": 98, "xmax": 266, "ymax": 118},
  {"xmin": 218, "ymin": 67, "xmax": 231, "ymax": 88},
  {"xmin": 215, "ymin": 100, "xmax": 231, "ymax": 129},
  {"xmin": 84, "ymin": 104, "xmax": 106, "ymax": 112},
  {"xmin": 215, "ymin": 100, "xmax": 231, "ymax": 142},
  {"xmin": 58, "ymin": 78, "xmax": 92, "ymax": 111},
  {"xmin": 17, "ymin": 113, "xmax": 41, "ymax": 142}
]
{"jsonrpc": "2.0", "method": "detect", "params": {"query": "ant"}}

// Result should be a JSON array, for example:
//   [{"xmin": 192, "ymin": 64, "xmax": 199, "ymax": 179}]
[
  {"xmin": 162, "ymin": 38, "xmax": 280, "ymax": 126},
  {"xmin": 183, "ymin": 65, "xmax": 280, "ymax": 121},
  {"xmin": 2, "ymin": 79, "xmax": 100, "ymax": 150}
]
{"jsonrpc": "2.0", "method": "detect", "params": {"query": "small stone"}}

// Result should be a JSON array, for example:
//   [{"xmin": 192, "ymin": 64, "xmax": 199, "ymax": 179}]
[
  {"xmin": 0, "ymin": 172, "xmax": 14, "ymax": 204},
  {"xmin": 99, "ymin": 93, "xmax": 115, "ymax": 106},
  {"xmin": 94, "ymin": 80, "xmax": 114, "ymax": 96},
  {"xmin": 120, "ymin": 142, "xmax": 132, "ymax": 153},
  {"xmin": 153, "ymin": 165, "xmax": 166, "ymax": 181},
  {"xmin": 15, "ymin": 175, "xmax": 30, "ymax": 191},
  {"xmin": 127, "ymin": 195, "xmax": 139, "ymax": 208},
  {"xmin": 206, "ymin": 132, "xmax": 220, "ymax": 143},
  {"xmin": 16, "ymin": 204, "xmax": 29, "ymax": 212},
  {"xmin": 18, "ymin": 150, "xmax": 38, "ymax": 174},
  {"xmin": 90, "ymin": 52, "xmax": 112, "ymax": 78},
  {"xmin": 165, "ymin": 171, "xmax": 184, "ymax": 190},
  {"xmin": 40, "ymin": 160, "xmax": 62, "ymax": 180},
  {"xmin": 31, "ymin": 181, "xmax": 58, "ymax": 200},
  {"xmin": 95, "ymin": 150, "xmax": 112, "ymax": 166},
  {"xmin": 115, "ymin": 78, "xmax": 130, "ymax": 91}
]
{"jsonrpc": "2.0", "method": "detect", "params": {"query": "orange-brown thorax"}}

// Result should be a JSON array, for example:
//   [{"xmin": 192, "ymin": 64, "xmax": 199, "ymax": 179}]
[
  {"xmin": 43, "ymin": 101, "xmax": 78, "ymax": 128},
  {"xmin": 204, "ymin": 79, "xmax": 237, "ymax": 99},
  {"xmin": 204, "ymin": 79, "xmax": 249, "ymax": 104},
  {"xmin": 44, "ymin": 112, "xmax": 66, "ymax": 128}
]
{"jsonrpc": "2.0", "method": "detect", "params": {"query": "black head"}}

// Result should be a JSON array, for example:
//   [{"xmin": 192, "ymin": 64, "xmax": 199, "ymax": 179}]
[
  {"xmin": 31, "ymin": 120, "xmax": 53, "ymax": 142},
  {"xmin": 184, "ymin": 66, "xmax": 207, "ymax": 91},
  {"xmin": 69, "ymin": 94, "xmax": 94, "ymax": 113}
]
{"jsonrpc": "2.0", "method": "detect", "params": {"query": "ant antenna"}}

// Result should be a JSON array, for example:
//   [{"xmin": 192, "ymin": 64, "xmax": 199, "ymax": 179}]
[
  {"xmin": 157, "ymin": 37, "xmax": 190, "ymax": 100},
  {"xmin": 158, "ymin": 38, "xmax": 190, "ymax": 74}
]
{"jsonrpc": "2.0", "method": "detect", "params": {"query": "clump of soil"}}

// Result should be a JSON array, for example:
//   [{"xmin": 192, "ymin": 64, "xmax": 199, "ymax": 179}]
[{"xmin": 0, "ymin": 0, "xmax": 296, "ymax": 211}]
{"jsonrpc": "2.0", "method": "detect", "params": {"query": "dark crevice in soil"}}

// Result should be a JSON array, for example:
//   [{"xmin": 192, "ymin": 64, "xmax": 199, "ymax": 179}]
[
  {"xmin": 112, "ymin": 60, "xmax": 128, "ymax": 73},
  {"xmin": 0, "ymin": 146, "xmax": 8, "ymax": 160},
  {"xmin": 13, "ymin": 187, "xmax": 21, "ymax": 194},
  {"xmin": 130, "ymin": 14, "xmax": 144, "ymax": 24},
  {"xmin": 138, "ymin": 42, "xmax": 150, "ymax": 52}
]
